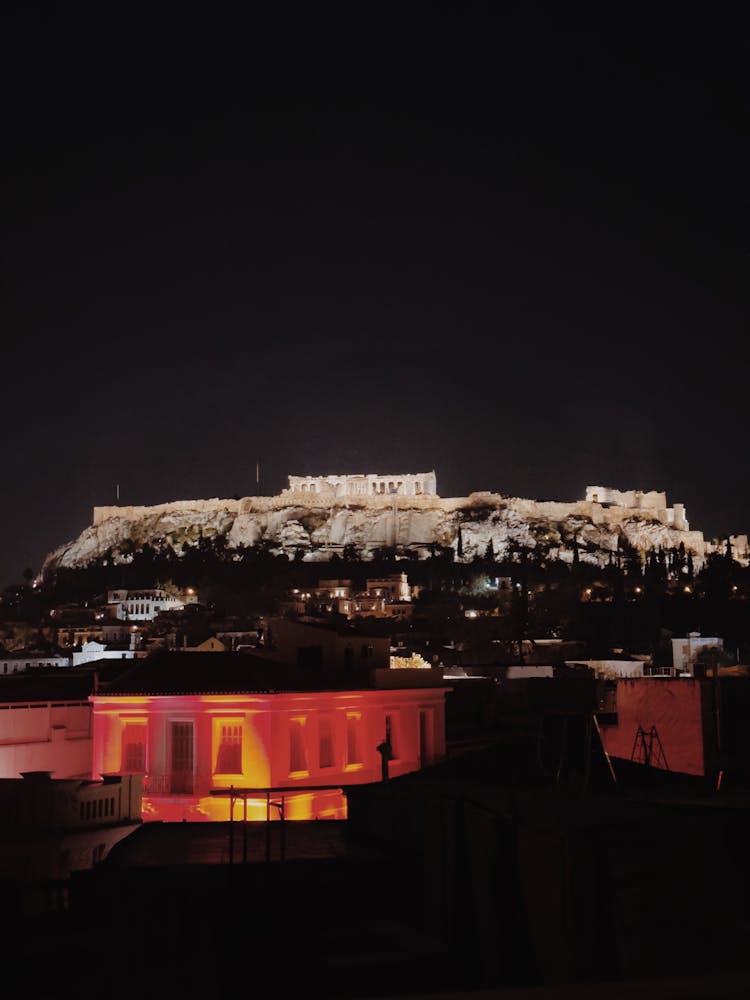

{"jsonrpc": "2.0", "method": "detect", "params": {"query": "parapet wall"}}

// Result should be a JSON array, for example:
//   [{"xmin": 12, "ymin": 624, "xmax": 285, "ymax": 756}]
[
  {"xmin": 93, "ymin": 498, "xmax": 241, "ymax": 525},
  {"xmin": 93, "ymin": 491, "xmax": 693, "ymax": 531},
  {"xmin": 49, "ymin": 485, "xmax": 716, "ymax": 578},
  {"xmin": 585, "ymin": 486, "xmax": 668, "ymax": 509}
]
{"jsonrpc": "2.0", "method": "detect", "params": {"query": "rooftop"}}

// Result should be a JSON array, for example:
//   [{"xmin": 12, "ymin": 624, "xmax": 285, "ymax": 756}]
[{"xmin": 96, "ymin": 649, "xmax": 386, "ymax": 696}]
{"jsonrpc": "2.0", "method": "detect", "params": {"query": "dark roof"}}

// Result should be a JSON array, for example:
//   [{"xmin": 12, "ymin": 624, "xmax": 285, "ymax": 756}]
[
  {"xmin": 98, "ymin": 649, "xmax": 375, "ymax": 697},
  {"xmin": 0, "ymin": 671, "xmax": 94, "ymax": 703},
  {"xmin": 281, "ymin": 616, "xmax": 391, "ymax": 639}
]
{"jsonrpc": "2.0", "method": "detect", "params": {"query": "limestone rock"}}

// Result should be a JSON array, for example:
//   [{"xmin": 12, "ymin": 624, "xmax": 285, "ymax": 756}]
[{"xmin": 41, "ymin": 489, "xmax": 716, "ymax": 577}]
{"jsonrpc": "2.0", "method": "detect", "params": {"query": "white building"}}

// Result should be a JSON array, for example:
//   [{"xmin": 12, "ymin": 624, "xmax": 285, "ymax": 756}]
[
  {"xmin": 365, "ymin": 574, "xmax": 412, "ymax": 602},
  {"xmin": 0, "ymin": 653, "xmax": 70, "ymax": 676},
  {"xmin": 106, "ymin": 588, "xmax": 198, "ymax": 622},
  {"xmin": 671, "ymin": 632, "xmax": 723, "ymax": 676},
  {"xmin": 72, "ymin": 641, "xmax": 140, "ymax": 666}
]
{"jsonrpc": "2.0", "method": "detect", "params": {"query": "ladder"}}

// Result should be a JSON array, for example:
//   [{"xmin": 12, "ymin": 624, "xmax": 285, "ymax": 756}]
[{"xmin": 630, "ymin": 725, "xmax": 669, "ymax": 770}]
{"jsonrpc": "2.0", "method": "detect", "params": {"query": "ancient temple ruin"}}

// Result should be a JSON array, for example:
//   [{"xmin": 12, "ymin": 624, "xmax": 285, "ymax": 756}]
[{"xmin": 284, "ymin": 471, "xmax": 437, "ymax": 498}]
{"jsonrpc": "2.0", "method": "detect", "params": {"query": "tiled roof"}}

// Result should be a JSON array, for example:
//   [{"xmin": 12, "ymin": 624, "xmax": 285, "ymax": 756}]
[
  {"xmin": 0, "ymin": 671, "xmax": 94, "ymax": 703},
  {"xmin": 97, "ymin": 649, "xmax": 374, "ymax": 696}
]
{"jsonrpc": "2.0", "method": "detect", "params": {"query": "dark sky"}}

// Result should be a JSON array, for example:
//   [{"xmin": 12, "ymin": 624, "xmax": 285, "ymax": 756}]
[{"xmin": 2, "ymin": 5, "xmax": 748, "ymax": 588}]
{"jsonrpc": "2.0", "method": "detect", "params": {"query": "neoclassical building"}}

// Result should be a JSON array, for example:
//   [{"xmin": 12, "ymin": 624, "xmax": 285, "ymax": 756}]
[
  {"xmin": 285, "ymin": 471, "xmax": 437, "ymax": 498},
  {"xmin": 91, "ymin": 649, "xmax": 448, "ymax": 822}
]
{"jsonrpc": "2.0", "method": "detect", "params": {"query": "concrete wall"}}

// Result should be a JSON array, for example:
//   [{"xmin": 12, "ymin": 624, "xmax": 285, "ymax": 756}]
[
  {"xmin": 262, "ymin": 617, "xmax": 391, "ymax": 671},
  {"xmin": 94, "ymin": 497, "xmax": 241, "ymax": 525},
  {"xmin": 0, "ymin": 700, "xmax": 92, "ymax": 779},
  {"xmin": 565, "ymin": 660, "xmax": 645, "ymax": 679},
  {"xmin": 599, "ymin": 679, "xmax": 709, "ymax": 775}
]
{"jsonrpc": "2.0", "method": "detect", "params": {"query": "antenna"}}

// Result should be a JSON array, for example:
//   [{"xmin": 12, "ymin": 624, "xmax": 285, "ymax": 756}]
[
  {"xmin": 256, "ymin": 461, "xmax": 260, "ymax": 493},
  {"xmin": 116, "ymin": 483, "xmax": 120, "ymax": 502}
]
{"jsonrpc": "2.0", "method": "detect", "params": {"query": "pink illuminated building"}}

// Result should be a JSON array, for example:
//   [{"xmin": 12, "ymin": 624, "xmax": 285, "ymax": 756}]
[{"xmin": 91, "ymin": 650, "xmax": 448, "ymax": 822}]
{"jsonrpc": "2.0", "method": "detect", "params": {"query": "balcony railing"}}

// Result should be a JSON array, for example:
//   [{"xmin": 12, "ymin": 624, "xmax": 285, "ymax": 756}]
[{"xmin": 143, "ymin": 771, "xmax": 212, "ymax": 795}]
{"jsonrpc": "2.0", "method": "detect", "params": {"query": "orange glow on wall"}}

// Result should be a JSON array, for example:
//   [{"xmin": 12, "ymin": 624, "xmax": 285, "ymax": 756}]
[{"xmin": 91, "ymin": 687, "xmax": 448, "ymax": 822}]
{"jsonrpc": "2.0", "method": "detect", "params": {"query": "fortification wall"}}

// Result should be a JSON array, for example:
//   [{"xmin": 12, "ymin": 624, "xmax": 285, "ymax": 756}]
[
  {"xmin": 51, "ymin": 483, "xmax": 716, "ymax": 579},
  {"xmin": 585, "ymin": 486, "xmax": 668, "ymax": 510},
  {"xmin": 94, "ymin": 498, "xmax": 241, "ymax": 525},
  {"xmin": 94, "ymin": 491, "xmax": 696, "ymax": 532}
]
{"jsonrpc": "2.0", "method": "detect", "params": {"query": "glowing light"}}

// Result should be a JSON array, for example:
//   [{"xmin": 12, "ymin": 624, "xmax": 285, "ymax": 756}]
[
  {"xmin": 390, "ymin": 652, "xmax": 431, "ymax": 669},
  {"xmin": 186, "ymin": 587, "xmax": 195, "ymax": 596},
  {"xmin": 584, "ymin": 588, "xmax": 592, "ymax": 597},
  {"xmin": 684, "ymin": 586, "xmax": 692, "ymax": 593},
  {"xmin": 634, "ymin": 587, "xmax": 642, "ymax": 594}
]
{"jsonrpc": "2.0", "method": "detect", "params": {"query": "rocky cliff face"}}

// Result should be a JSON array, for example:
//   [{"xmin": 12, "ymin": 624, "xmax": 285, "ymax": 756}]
[{"xmin": 41, "ymin": 491, "xmax": 709, "ymax": 576}]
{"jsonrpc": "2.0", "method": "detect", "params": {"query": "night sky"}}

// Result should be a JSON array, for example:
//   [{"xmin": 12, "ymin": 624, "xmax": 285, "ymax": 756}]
[{"xmin": 3, "ymin": 6, "xmax": 747, "ymax": 588}]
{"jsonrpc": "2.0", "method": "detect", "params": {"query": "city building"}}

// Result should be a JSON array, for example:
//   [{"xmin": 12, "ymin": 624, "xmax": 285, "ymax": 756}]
[
  {"xmin": 90, "ymin": 649, "xmax": 448, "ymax": 822},
  {"xmin": 0, "ymin": 652, "xmax": 70, "ymax": 675},
  {"xmin": 261, "ymin": 616, "xmax": 391, "ymax": 671},
  {"xmin": 285, "ymin": 573, "xmax": 414, "ymax": 621},
  {"xmin": 71, "ymin": 638, "xmax": 141, "ymax": 667},
  {"xmin": 671, "ymin": 632, "xmax": 724, "ymax": 676},
  {"xmin": 106, "ymin": 587, "xmax": 199, "ymax": 622},
  {"xmin": 0, "ymin": 770, "xmax": 142, "ymax": 912}
]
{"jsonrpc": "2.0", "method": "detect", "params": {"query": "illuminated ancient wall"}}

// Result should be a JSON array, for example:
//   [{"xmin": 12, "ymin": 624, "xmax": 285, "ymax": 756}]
[{"xmin": 47, "ymin": 482, "xmax": 715, "ymax": 578}]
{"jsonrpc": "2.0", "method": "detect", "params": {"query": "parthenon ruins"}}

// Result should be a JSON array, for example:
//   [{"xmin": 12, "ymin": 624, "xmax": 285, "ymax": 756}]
[{"xmin": 284, "ymin": 471, "xmax": 437, "ymax": 498}]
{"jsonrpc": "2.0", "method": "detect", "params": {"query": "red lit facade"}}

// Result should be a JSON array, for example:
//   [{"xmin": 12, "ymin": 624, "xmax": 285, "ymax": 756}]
[
  {"xmin": 599, "ymin": 678, "xmax": 713, "ymax": 776},
  {"xmin": 90, "ymin": 653, "xmax": 448, "ymax": 822}
]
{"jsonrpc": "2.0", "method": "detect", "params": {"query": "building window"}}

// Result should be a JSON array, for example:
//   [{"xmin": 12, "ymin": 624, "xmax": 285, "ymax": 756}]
[
  {"xmin": 385, "ymin": 712, "xmax": 399, "ymax": 760},
  {"xmin": 121, "ymin": 723, "xmax": 147, "ymax": 772},
  {"xmin": 346, "ymin": 713, "xmax": 362, "ymax": 767},
  {"xmin": 290, "ymin": 718, "xmax": 308, "ymax": 773},
  {"xmin": 419, "ymin": 709, "xmax": 434, "ymax": 767},
  {"xmin": 319, "ymin": 715, "xmax": 334, "ymax": 769},
  {"xmin": 170, "ymin": 722, "xmax": 194, "ymax": 794},
  {"xmin": 215, "ymin": 723, "xmax": 243, "ymax": 774}
]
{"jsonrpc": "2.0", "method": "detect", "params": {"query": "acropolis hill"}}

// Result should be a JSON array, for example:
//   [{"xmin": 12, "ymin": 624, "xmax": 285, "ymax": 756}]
[{"xmin": 41, "ymin": 472, "xmax": 749, "ymax": 576}]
